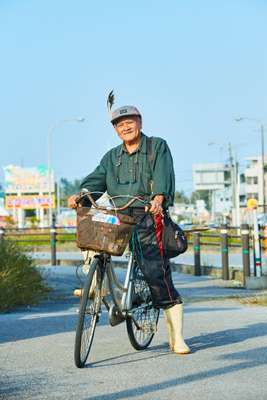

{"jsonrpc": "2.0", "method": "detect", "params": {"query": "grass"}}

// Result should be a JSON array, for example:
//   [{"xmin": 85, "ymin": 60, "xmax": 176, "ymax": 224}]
[
  {"xmin": 0, "ymin": 239, "xmax": 50, "ymax": 312},
  {"xmin": 240, "ymin": 295, "xmax": 267, "ymax": 306},
  {"xmin": 6, "ymin": 233, "xmax": 76, "ymax": 246},
  {"xmin": 186, "ymin": 232, "xmax": 242, "ymax": 247}
]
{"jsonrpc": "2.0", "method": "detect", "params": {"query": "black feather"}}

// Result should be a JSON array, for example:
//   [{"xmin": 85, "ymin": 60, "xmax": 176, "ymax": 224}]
[{"xmin": 107, "ymin": 90, "xmax": 115, "ymax": 112}]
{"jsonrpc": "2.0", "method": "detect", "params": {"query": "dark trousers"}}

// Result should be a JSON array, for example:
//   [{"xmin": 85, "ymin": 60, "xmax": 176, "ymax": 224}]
[{"xmin": 130, "ymin": 209, "xmax": 182, "ymax": 309}]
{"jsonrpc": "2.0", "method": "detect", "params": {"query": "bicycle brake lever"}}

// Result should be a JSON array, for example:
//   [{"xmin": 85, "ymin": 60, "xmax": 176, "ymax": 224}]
[{"xmin": 75, "ymin": 188, "xmax": 89, "ymax": 205}]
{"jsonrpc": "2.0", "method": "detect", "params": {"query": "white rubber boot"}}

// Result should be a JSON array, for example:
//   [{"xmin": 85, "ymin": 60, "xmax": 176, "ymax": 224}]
[
  {"xmin": 163, "ymin": 310, "xmax": 174, "ymax": 351},
  {"xmin": 164, "ymin": 304, "xmax": 191, "ymax": 355}
]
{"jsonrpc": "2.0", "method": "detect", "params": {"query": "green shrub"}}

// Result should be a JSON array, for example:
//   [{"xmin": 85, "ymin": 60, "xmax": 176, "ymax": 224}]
[{"xmin": 0, "ymin": 240, "xmax": 50, "ymax": 312}]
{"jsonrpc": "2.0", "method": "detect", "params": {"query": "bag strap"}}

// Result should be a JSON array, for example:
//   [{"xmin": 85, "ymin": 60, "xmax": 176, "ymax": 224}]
[
  {"xmin": 147, "ymin": 136, "xmax": 153, "ymax": 165},
  {"xmin": 146, "ymin": 136, "xmax": 154, "ymax": 194}
]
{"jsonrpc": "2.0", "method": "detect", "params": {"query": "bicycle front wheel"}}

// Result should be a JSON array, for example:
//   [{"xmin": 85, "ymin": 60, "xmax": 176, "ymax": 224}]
[
  {"xmin": 74, "ymin": 258, "xmax": 103, "ymax": 368},
  {"xmin": 126, "ymin": 265, "xmax": 159, "ymax": 350}
]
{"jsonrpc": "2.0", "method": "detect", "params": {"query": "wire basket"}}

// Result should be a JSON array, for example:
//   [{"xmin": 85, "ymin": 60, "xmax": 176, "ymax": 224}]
[{"xmin": 76, "ymin": 207, "xmax": 136, "ymax": 256}]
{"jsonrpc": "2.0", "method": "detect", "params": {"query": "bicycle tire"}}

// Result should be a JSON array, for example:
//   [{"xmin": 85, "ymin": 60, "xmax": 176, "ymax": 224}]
[
  {"xmin": 126, "ymin": 265, "xmax": 159, "ymax": 350},
  {"xmin": 74, "ymin": 258, "xmax": 103, "ymax": 368}
]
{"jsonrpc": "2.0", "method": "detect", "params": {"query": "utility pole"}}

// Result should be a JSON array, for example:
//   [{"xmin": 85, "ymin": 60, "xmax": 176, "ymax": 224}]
[
  {"xmin": 228, "ymin": 143, "xmax": 236, "ymax": 226},
  {"xmin": 228, "ymin": 143, "xmax": 240, "ymax": 227},
  {"xmin": 235, "ymin": 160, "xmax": 240, "ymax": 229},
  {"xmin": 261, "ymin": 124, "xmax": 266, "ymax": 213}
]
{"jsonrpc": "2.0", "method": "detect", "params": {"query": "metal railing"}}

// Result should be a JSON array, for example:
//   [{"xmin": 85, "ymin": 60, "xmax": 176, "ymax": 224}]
[{"xmin": 0, "ymin": 223, "xmax": 265, "ymax": 285}]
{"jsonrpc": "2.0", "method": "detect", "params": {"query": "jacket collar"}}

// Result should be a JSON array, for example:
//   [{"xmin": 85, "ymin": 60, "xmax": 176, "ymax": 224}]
[{"xmin": 121, "ymin": 132, "xmax": 147, "ymax": 155}]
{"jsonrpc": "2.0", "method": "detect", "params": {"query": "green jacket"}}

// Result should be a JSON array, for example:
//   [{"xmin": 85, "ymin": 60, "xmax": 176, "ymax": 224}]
[{"xmin": 80, "ymin": 132, "xmax": 175, "ymax": 208}]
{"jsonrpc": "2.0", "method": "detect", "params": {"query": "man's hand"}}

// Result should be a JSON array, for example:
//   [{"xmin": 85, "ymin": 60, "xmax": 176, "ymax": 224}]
[
  {"xmin": 68, "ymin": 194, "xmax": 80, "ymax": 209},
  {"xmin": 145, "ymin": 194, "xmax": 164, "ymax": 215}
]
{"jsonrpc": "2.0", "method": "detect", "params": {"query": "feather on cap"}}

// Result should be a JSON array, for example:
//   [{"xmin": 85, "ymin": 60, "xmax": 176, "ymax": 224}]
[
  {"xmin": 107, "ymin": 90, "xmax": 115, "ymax": 115},
  {"xmin": 106, "ymin": 90, "xmax": 141, "ymax": 123}
]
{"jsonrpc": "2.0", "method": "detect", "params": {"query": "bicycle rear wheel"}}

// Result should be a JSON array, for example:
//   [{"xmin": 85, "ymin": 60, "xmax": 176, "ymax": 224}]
[
  {"xmin": 74, "ymin": 258, "xmax": 103, "ymax": 368},
  {"xmin": 126, "ymin": 265, "xmax": 159, "ymax": 350}
]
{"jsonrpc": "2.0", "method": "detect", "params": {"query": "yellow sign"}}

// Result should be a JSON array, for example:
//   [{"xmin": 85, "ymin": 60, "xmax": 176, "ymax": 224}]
[
  {"xmin": 247, "ymin": 198, "xmax": 258, "ymax": 210},
  {"xmin": 5, "ymin": 195, "xmax": 55, "ymax": 210}
]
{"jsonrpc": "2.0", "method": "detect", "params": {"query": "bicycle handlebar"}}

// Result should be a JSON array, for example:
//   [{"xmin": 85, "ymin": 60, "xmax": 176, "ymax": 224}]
[{"xmin": 75, "ymin": 191, "xmax": 149, "ymax": 211}]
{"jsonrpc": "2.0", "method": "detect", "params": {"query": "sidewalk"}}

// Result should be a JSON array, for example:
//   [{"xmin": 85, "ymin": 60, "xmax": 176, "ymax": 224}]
[
  {"xmin": 37, "ymin": 265, "xmax": 267, "ymax": 303},
  {"xmin": 172, "ymin": 272, "xmax": 267, "ymax": 302}
]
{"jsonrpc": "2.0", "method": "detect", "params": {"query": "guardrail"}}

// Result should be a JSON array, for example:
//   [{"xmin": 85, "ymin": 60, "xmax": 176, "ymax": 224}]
[{"xmin": 0, "ymin": 223, "xmax": 266, "ymax": 284}]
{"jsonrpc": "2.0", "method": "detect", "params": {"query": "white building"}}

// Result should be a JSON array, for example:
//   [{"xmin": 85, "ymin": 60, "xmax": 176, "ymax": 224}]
[
  {"xmin": 193, "ymin": 163, "xmax": 231, "ymax": 191},
  {"xmin": 244, "ymin": 156, "xmax": 267, "ymax": 208},
  {"xmin": 192, "ymin": 156, "xmax": 267, "ymax": 225},
  {"xmin": 193, "ymin": 163, "xmax": 232, "ymax": 219}
]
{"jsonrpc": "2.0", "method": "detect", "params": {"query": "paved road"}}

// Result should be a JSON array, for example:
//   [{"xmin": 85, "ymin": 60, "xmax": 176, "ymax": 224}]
[{"xmin": 1, "ymin": 271, "xmax": 267, "ymax": 400}]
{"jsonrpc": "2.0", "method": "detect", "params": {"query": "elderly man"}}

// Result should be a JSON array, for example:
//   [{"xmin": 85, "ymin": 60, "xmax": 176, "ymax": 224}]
[{"xmin": 68, "ymin": 105, "xmax": 190, "ymax": 355}]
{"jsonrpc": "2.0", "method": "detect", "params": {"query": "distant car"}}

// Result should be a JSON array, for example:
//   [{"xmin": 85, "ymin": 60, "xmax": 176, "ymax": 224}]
[
  {"xmin": 257, "ymin": 214, "xmax": 267, "ymax": 227},
  {"xmin": 179, "ymin": 222, "xmax": 194, "ymax": 231},
  {"xmin": 207, "ymin": 222, "xmax": 217, "ymax": 228}
]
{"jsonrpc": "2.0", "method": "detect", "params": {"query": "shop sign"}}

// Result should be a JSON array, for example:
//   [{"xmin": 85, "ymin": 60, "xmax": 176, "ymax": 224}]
[
  {"xmin": 5, "ymin": 194, "xmax": 55, "ymax": 209},
  {"xmin": 3, "ymin": 165, "xmax": 54, "ymax": 194}
]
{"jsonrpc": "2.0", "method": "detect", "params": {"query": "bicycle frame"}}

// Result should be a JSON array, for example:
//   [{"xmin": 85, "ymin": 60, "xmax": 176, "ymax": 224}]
[
  {"xmin": 103, "ymin": 252, "xmax": 135, "ymax": 315},
  {"xmin": 104, "ymin": 253, "xmax": 150, "ymax": 331}
]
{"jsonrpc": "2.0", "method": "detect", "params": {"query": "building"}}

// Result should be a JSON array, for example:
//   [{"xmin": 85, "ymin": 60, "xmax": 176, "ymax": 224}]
[
  {"xmin": 193, "ymin": 163, "xmax": 231, "ymax": 192},
  {"xmin": 3, "ymin": 165, "xmax": 55, "ymax": 228},
  {"xmin": 244, "ymin": 156, "xmax": 267, "ymax": 211},
  {"xmin": 193, "ymin": 155, "xmax": 267, "ymax": 225},
  {"xmin": 193, "ymin": 163, "xmax": 232, "ymax": 220}
]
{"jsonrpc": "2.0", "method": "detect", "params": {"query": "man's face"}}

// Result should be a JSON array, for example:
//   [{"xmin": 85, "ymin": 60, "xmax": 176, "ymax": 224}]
[{"xmin": 113, "ymin": 115, "xmax": 142, "ymax": 143}]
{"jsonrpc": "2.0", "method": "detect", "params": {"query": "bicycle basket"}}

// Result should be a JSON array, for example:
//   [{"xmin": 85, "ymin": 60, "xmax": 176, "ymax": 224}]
[{"xmin": 76, "ymin": 207, "xmax": 136, "ymax": 256}]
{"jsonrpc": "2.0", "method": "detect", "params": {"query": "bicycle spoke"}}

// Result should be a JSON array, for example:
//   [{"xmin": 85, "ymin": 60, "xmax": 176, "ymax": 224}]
[
  {"xmin": 127, "ymin": 265, "xmax": 159, "ymax": 350},
  {"xmin": 80, "ymin": 289, "xmax": 101, "ymax": 359},
  {"xmin": 74, "ymin": 259, "xmax": 103, "ymax": 368}
]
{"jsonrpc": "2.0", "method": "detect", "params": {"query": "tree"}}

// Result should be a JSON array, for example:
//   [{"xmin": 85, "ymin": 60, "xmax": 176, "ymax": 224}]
[
  {"xmin": 174, "ymin": 190, "xmax": 189, "ymax": 204},
  {"xmin": 60, "ymin": 178, "xmax": 82, "ymax": 207},
  {"xmin": 60, "ymin": 178, "xmax": 82, "ymax": 196}
]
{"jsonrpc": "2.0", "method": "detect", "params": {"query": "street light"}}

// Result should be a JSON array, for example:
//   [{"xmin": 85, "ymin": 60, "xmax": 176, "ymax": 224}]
[
  {"xmin": 47, "ymin": 117, "xmax": 85, "ymax": 226},
  {"xmin": 234, "ymin": 117, "xmax": 266, "ymax": 213}
]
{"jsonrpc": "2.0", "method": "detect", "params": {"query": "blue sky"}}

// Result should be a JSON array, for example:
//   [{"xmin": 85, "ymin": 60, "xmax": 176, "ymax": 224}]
[{"xmin": 1, "ymin": 0, "xmax": 266, "ymax": 195}]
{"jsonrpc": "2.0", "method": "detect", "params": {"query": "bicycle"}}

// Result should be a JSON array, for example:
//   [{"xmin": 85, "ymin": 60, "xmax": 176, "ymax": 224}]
[{"xmin": 74, "ymin": 192, "xmax": 160, "ymax": 368}]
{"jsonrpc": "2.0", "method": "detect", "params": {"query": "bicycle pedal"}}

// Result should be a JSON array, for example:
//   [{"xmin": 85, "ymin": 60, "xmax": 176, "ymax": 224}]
[{"xmin": 108, "ymin": 304, "xmax": 125, "ymax": 327}]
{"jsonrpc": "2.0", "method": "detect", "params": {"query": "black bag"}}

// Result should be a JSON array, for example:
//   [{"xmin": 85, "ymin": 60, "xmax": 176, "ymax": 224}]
[
  {"xmin": 162, "ymin": 214, "xmax": 188, "ymax": 258},
  {"xmin": 146, "ymin": 137, "xmax": 187, "ymax": 258}
]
